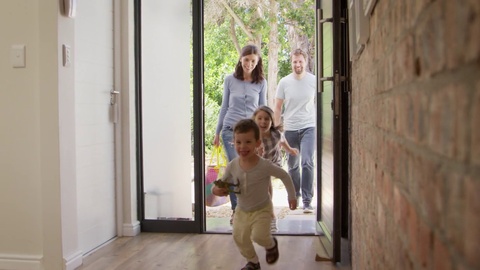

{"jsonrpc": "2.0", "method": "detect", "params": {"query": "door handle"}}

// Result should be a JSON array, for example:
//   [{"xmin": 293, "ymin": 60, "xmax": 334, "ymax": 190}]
[
  {"xmin": 110, "ymin": 90, "xmax": 120, "ymax": 105},
  {"xmin": 334, "ymin": 73, "xmax": 340, "ymax": 117},
  {"xmin": 110, "ymin": 89, "xmax": 120, "ymax": 124}
]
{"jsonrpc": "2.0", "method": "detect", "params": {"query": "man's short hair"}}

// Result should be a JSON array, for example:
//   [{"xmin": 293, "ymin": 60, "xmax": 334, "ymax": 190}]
[{"xmin": 290, "ymin": 48, "xmax": 308, "ymax": 61}]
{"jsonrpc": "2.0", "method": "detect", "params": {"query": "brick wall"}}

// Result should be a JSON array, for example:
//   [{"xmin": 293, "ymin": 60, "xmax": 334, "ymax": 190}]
[{"xmin": 350, "ymin": 0, "xmax": 479, "ymax": 269}]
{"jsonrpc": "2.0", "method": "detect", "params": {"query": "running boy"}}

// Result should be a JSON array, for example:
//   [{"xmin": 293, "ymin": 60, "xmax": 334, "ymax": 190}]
[{"xmin": 212, "ymin": 119, "xmax": 297, "ymax": 270}]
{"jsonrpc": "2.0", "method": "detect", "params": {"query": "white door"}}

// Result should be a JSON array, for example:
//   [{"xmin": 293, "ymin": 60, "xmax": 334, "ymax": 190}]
[{"xmin": 75, "ymin": 0, "xmax": 117, "ymax": 253}]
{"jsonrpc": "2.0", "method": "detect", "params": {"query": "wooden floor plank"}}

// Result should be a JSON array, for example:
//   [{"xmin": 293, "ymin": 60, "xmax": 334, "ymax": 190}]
[{"xmin": 77, "ymin": 233, "xmax": 351, "ymax": 270}]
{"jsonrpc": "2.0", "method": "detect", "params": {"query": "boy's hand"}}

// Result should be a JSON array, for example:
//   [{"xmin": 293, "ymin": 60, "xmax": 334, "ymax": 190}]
[
  {"xmin": 288, "ymin": 199, "xmax": 297, "ymax": 210},
  {"xmin": 213, "ymin": 180, "xmax": 240, "ymax": 194},
  {"xmin": 212, "ymin": 185, "xmax": 229, "ymax": 196},
  {"xmin": 289, "ymin": 148, "xmax": 299, "ymax": 156},
  {"xmin": 212, "ymin": 180, "xmax": 232, "ymax": 196}
]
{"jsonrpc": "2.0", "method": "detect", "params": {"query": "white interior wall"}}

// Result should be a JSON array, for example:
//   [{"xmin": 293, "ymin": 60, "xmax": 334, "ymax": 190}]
[
  {"xmin": 0, "ymin": 0, "xmax": 75, "ymax": 269},
  {"xmin": 0, "ymin": 1, "xmax": 138, "ymax": 269},
  {"xmin": 0, "ymin": 2, "xmax": 44, "ymax": 268},
  {"xmin": 57, "ymin": 4, "xmax": 82, "ymax": 270}
]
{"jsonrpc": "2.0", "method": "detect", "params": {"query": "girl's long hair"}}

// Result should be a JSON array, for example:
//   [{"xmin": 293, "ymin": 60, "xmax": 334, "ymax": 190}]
[{"xmin": 233, "ymin": 44, "xmax": 265, "ymax": 84}]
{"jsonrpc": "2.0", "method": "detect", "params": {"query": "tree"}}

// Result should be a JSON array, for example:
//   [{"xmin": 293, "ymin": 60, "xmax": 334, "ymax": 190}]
[
  {"xmin": 205, "ymin": 0, "xmax": 267, "ymax": 51},
  {"xmin": 266, "ymin": 0, "xmax": 279, "ymax": 106},
  {"xmin": 280, "ymin": 0, "xmax": 316, "ymax": 73},
  {"xmin": 203, "ymin": 0, "xmax": 315, "ymax": 148}
]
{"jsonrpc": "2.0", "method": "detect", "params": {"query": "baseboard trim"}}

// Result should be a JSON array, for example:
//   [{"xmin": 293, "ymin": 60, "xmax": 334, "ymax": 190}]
[
  {"xmin": 0, "ymin": 253, "xmax": 42, "ymax": 270},
  {"xmin": 122, "ymin": 221, "xmax": 141, "ymax": 236},
  {"xmin": 64, "ymin": 250, "xmax": 83, "ymax": 270}
]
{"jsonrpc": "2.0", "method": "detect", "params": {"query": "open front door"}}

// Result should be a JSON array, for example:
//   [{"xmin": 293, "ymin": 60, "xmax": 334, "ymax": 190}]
[{"xmin": 316, "ymin": 0, "xmax": 350, "ymax": 263}]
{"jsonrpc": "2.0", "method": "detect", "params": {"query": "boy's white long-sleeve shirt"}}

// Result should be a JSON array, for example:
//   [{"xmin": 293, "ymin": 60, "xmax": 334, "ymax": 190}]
[{"xmin": 220, "ymin": 157, "xmax": 296, "ymax": 212}]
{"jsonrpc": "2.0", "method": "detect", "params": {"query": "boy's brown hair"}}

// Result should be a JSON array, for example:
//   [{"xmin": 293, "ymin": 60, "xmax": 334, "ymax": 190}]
[{"xmin": 233, "ymin": 119, "xmax": 260, "ymax": 140}]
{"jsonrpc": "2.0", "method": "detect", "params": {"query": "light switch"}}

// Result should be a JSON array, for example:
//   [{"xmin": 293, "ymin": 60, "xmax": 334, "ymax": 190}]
[
  {"xmin": 11, "ymin": 45, "xmax": 26, "ymax": 68},
  {"xmin": 62, "ymin": 44, "xmax": 71, "ymax": 67}
]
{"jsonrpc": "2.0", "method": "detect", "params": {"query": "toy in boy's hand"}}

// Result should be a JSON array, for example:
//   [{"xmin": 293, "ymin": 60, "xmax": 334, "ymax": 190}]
[
  {"xmin": 213, "ymin": 180, "xmax": 240, "ymax": 195},
  {"xmin": 213, "ymin": 179, "xmax": 230, "ymax": 189}
]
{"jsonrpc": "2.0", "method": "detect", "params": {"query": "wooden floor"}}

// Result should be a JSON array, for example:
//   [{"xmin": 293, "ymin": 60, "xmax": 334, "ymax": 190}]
[{"xmin": 77, "ymin": 233, "xmax": 352, "ymax": 270}]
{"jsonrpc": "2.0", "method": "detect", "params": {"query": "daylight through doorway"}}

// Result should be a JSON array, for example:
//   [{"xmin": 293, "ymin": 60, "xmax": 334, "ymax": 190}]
[{"xmin": 203, "ymin": 0, "xmax": 319, "ymax": 235}]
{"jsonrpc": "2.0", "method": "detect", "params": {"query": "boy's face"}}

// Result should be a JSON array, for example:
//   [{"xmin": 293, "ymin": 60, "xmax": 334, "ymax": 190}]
[{"xmin": 234, "ymin": 130, "xmax": 261, "ymax": 158}]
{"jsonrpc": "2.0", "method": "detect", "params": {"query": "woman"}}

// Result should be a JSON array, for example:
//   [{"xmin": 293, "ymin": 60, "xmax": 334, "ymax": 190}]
[{"xmin": 213, "ymin": 44, "xmax": 267, "ymax": 225}]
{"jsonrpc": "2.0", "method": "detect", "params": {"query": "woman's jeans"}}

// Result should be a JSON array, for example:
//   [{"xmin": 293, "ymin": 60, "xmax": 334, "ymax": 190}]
[
  {"xmin": 221, "ymin": 126, "xmax": 238, "ymax": 210},
  {"xmin": 284, "ymin": 127, "xmax": 315, "ymax": 206}
]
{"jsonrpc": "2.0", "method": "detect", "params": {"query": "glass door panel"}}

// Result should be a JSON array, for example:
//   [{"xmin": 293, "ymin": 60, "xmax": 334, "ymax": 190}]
[
  {"xmin": 318, "ymin": 0, "xmax": 334, "ymax": 239},
  {"xmin": 138, "ymin": 0, "xmax": 200, "ymax": 232}
]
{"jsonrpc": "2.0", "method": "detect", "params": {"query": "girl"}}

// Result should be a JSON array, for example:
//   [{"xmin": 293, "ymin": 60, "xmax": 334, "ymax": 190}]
[{"xmin": 252, "ymin": 105, "xmax": 299, "ymax": 231}]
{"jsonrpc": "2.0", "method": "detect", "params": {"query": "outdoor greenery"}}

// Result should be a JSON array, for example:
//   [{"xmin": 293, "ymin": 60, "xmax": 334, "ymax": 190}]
[{"xmin": 203, "ymin": 0, "xmax": 316, "ymax": 152}]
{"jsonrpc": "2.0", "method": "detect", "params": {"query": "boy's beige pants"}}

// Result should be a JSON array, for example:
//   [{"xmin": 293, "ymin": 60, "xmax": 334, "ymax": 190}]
[{"xmin": 233, "ymin": 202, "xmax": 275, "ymax": 262}]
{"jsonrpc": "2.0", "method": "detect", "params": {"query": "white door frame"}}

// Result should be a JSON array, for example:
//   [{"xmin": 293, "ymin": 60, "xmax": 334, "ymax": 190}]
[{"xmin": 113, "ymin": 0, "xmax": 140, "ymax": 237}]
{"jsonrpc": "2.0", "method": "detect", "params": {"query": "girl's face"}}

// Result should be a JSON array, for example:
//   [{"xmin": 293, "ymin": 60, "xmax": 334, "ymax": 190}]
[
  {"xmin": 240, "ymin": 54, "xmax": 259, "ymax": 74},
  {"xmin": 254, "ymin": 110, "xmax": 272, "ymax": 134},
  {"xmin": 234, "ymin": 130, "xmax": 260, "ymax": 158}
]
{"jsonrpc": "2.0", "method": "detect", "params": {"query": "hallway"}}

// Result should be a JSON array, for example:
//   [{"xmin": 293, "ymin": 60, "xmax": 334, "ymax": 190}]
[{"xmin": 1, "ymin": 1, "xmax": 479, "ymax": 269}]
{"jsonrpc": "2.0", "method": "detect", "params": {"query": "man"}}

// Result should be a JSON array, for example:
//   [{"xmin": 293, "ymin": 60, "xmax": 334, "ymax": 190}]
[{"xmin": 274, "ymin": 49, "xmax": 316, "ymax": 213}]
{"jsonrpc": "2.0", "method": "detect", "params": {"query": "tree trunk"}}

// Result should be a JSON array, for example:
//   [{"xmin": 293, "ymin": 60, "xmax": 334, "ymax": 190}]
[
  {"xmin": 267, "ymin": 0, "xmax": 279, "ymax": 107},
  {"xmin": 229, "ymin": 18, "xmax": 241, "ymax": 54}
]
